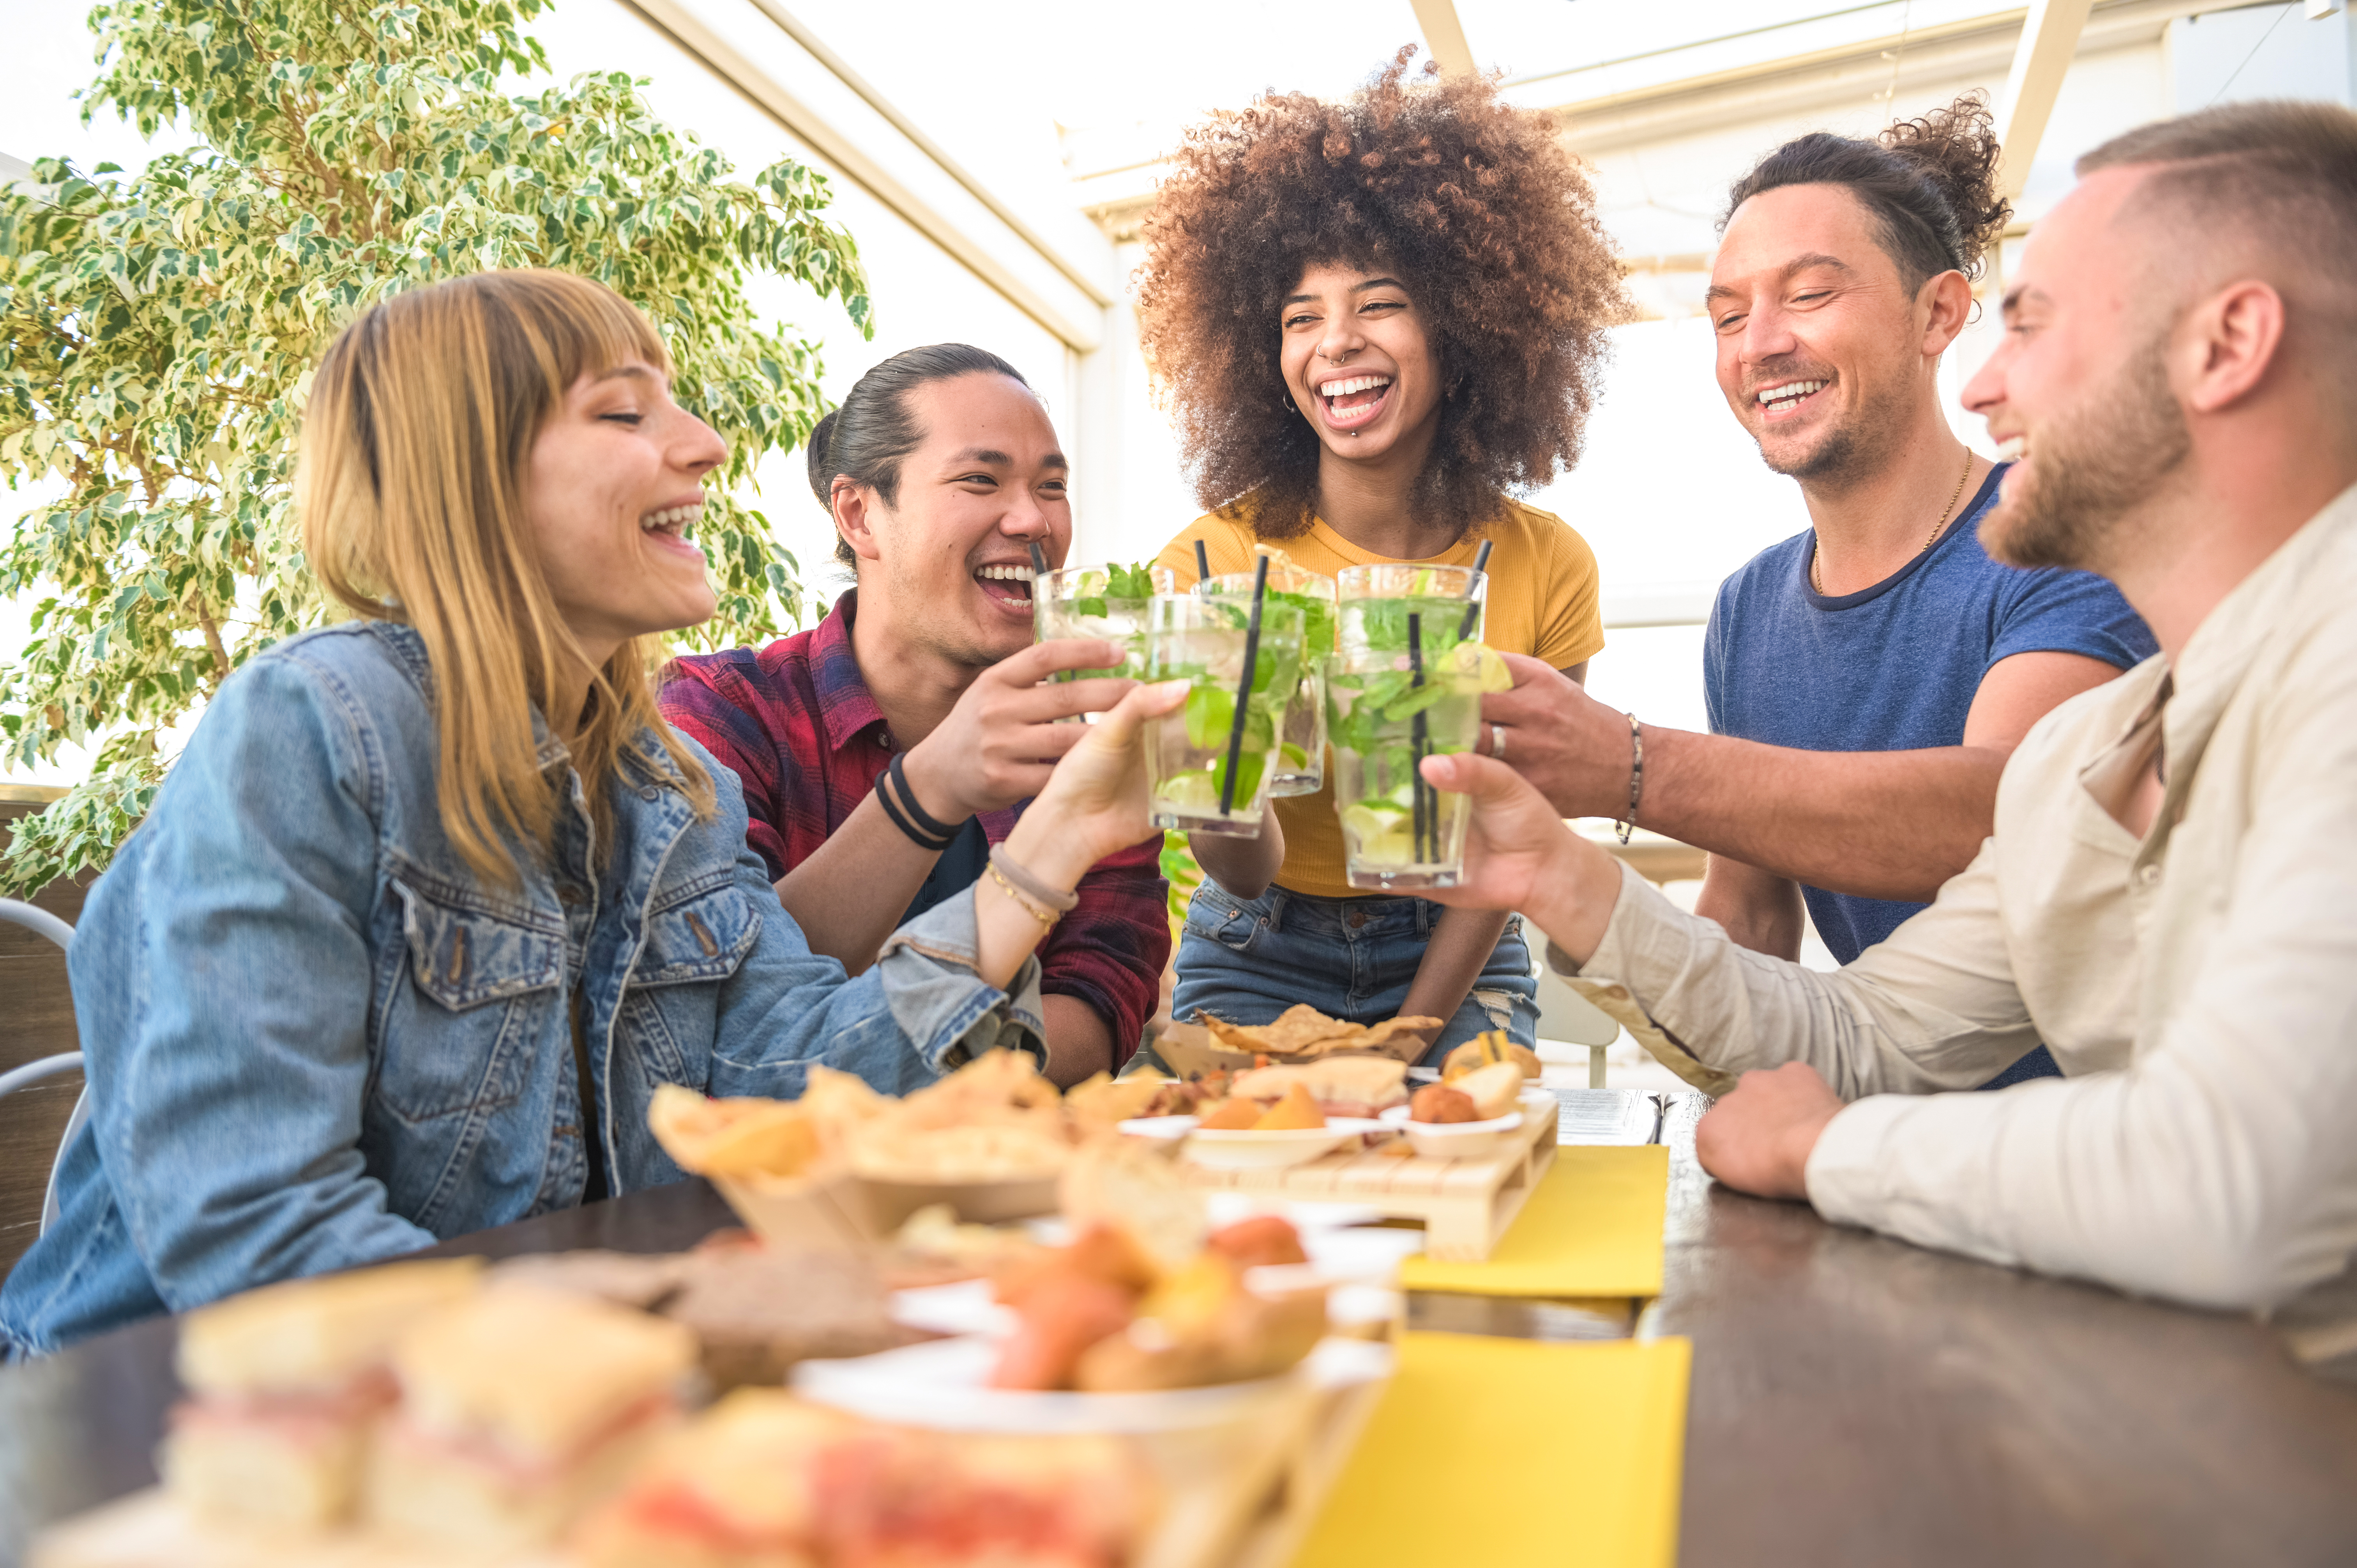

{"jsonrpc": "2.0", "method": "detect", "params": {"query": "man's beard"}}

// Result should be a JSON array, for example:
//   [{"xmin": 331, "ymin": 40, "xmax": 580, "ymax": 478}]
[{"xmin": 1982, "ymin": 328, "xmax": 2190, "ymax": 572}]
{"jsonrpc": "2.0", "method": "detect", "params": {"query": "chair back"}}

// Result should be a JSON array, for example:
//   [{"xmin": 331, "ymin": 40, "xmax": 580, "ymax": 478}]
[{"xmin": 0, "ymin": 898, "xmax": 83, "ymax": 1245}]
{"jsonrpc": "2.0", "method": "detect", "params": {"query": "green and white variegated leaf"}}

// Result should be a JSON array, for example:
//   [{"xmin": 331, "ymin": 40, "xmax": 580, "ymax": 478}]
[{"xmin": 0, "ymin": 0, "xmax": 871, "ymax": 896}]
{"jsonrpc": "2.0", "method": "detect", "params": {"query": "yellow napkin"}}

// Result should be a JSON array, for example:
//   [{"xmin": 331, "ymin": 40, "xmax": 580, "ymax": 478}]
[
  {"xmin": 1292, "ymin": 1332, "xmax": 1691, "ymax": 1568},
  {"xmin": 1399, "ymin": 1144, "xmax": 1668, "ymax": 1298}
]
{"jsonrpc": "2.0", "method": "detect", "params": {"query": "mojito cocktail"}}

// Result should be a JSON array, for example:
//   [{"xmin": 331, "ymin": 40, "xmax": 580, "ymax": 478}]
[
  {"xmin": 1033, "ymin": 564, "xmax": 1159, "ymax": 720},
  {"xmin": 1144, "ymin": 596, "xmax": 1305, "ymax": 836},
  {"xmin": 1202, "ymin": 566, "xmax": 1336, "ymax": 797},
  {"xmin": 1327, "ymin": 564, "xmax": 1489, "ymax": 889}
]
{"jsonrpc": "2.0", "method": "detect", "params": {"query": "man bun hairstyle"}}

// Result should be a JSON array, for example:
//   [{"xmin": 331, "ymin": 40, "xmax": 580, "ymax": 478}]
[
  {"xmin": 1724, "ymin": 92, "xmax": 2013, "ymax": 291},
  {"xmin": 807, "ymin": 343, "xmax": 1031, "ymax": 566}
]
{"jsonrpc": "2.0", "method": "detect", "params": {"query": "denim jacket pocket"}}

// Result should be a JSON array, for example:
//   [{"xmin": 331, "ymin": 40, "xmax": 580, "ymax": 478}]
[
  {"xmin": 382, "ymin": 875, "xmax": 563, "ymax": 1123},
  {"xmin": 1183, "ymin": 885, "xmax": 1264, "ymax": 956},
  {"xmin": 394, "ymin": 874, "xmax": 566, "ymax": 1010},
  {"xmin": 634, "ymin": 873, "xmax": 758, "ymax": 987}
]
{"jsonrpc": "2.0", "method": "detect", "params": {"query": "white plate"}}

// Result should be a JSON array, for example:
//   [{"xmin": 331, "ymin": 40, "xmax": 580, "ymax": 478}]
[
  {"xmin": 1116, "ymin": 1113, "xmax": 1199, "ymax": 1141},
  {"xmin": 889, "ymin": 1277, "xmax": 1015, "ymax": 1338},
  {"xmin": 793, "ymin": 1334, "xmax": 1392, "ymax": 1434},
  {"xmin": 1203, "ymin": 1195, "xmax": 1384, "ymax": 1232},
  {"xmin": 1182, "ymin": 1117, "xmax": 1387, "ymax": 1171},
  {"xmin": 1300, "ymin": 1225, "xmax": 1428, "ymax": 1282},
  {"xmin": 1378, "ymin": 1102, "xmax": 1525, "ymax": 1160}
]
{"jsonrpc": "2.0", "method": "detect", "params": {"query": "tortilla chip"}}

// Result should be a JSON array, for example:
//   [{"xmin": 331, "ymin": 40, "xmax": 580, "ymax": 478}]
[
  {"xmin": 1197, "ymin": 1005, "xmax": 1440, "ymax": 1060},
  {"xmin": 648, "ymin": 1083, "xmax": 823, "ymax": 1180},
  {"xmin": 1200, "ymin": 1004, "xmax": 1364, "ymax": 1057},
  {"xmin": 1354, "ymin": 1015, "xmax": 1445, "ymax": 1051},
  {"xmin": 1063, "ymin": 1072, "xmax": 1168, "ymax": 1129}
]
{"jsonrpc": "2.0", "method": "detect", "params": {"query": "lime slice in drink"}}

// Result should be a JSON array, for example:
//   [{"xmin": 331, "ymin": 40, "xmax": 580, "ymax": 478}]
[
  {"xmin": 1442, "ymin": 641, "xmax": 1514, "ymax": 694},
  {"xmin": 1159, "ymin": 768, "xmax": 1221, "ymax": 813},
  {"xmin": 1279, "ymin": 742, "xmax": 1310, "ymax": 770}
]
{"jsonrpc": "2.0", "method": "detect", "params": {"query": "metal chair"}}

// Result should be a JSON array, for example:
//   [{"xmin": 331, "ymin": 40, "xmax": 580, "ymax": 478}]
[{"xmin": 0, "ymin": 898, "xmax": 85, "ymax": 1235}]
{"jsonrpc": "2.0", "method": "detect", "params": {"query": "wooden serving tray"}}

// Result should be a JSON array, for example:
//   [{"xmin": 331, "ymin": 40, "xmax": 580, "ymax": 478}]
[{"xmin": 1178, "ymin": 1101, "xmax": 1558, "ymax": 1261}]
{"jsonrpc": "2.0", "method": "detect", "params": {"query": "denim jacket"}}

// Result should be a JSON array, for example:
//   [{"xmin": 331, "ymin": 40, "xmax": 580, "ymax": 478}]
[{"xmin": 0, "ymin": 621, "xmax": 1043, "ymax": 1354}]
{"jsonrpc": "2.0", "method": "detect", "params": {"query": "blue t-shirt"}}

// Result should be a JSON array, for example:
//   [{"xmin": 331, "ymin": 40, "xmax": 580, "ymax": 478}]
[{"xmin": 1704, "ymin": 463, "xmax": 2158, "ymax": 964}]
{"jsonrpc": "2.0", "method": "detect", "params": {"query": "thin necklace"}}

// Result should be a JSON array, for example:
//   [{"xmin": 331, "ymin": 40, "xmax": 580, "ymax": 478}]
[{"xmin": 1812, "ymin": 449, "xmax": 1975, "ymax": 596}]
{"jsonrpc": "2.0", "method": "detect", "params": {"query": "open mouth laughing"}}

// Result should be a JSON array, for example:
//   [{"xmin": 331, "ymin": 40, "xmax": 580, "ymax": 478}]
[
  {"xmin": 1316, "ymin": 371, "xmax": 1393, "ymax": 433},
  {"xmin": 1754, "ymin": 377, "xmax": 1830, "ymax": 420},
  {"xmin": 639, "ymin": 500, "xmax": 705, "ymax": 559},
  {"xmin": 975, "ymin": 561, "xmax": 1035, "ymax": 613}
]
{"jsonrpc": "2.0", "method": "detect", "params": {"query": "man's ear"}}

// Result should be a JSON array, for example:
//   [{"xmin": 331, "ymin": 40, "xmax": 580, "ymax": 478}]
[
  {"xmin": 1920, "ymin": 268, "xmax": 1975, "ymax": 358},
  {"xmin": 832, "ymin": 477, "xmax": 886, "ymax": 565},
  {"xmin": 2180, "ymin": 279, "xmax": 2286, "ymax": 415}
]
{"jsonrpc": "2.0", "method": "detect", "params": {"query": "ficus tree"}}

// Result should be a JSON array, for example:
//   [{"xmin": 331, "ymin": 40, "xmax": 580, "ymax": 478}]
[{"xmin": 0, "ymin": 0, "xmax": 871, "ymax": 895}]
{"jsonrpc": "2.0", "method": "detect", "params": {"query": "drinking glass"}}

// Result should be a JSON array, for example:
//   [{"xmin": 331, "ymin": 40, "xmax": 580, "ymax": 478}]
[
  {"xmin": 1143, "ymin": 595, "xmax": 1306, "ymax": 836},
  {"xmin": 1032, "ymin": 566, "xmax": 1159, "ymax": 721},
  {"xmin": 1326, "ymin": 564, "xmax": 1488, "ymax": 888},
  {"xmin": 1201, "ymin": 565, "xmax": 1336, "ymax": 797}
]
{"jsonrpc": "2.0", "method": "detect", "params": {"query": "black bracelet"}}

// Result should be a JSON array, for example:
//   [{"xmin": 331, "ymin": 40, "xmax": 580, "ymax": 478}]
[
  {"xmin": 875, "ymin": 767, "xmax": 954, "ymax": 851},
  {"xmin": 888, "ymin": 751, "xmax": 966, "ymax": 841}
]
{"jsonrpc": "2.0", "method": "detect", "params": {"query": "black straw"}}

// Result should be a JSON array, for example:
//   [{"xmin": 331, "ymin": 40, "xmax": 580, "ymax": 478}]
[
  {"xmin": 1217, "ymin": 554, "xmax": 1271, "ymax": 816},
  {"xmin": 1027, "ymin": 540, "xmax": 1047, "ymax": 579},
  {"xmin": 1456, "ymin": 539, "xmax": 1493, "ymax": 643},
  {"xmin": 1408, "ymin": 609, "xmax": 1429, "ymax": 865},
  {"xmin": 1193, "ymin": 538, "xmax": 1211, "ymax": 593}
]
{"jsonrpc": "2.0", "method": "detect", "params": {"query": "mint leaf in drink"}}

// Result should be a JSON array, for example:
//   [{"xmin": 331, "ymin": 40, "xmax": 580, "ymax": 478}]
[{"xmin": 1104, "ymin": 562, "xmax": 1157, "ymax": 599}]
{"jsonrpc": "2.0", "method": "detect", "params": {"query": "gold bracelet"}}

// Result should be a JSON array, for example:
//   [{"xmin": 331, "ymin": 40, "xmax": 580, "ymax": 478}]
[{"xmin": 986, "ymin": 863, "xmax": 1058, "ymax": 928}]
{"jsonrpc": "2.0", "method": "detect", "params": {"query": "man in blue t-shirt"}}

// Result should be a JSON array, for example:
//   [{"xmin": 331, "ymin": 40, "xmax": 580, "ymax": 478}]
[{"xmin": 1480, "ymin": 98, "xmax": 2156, "ymax": 1088}]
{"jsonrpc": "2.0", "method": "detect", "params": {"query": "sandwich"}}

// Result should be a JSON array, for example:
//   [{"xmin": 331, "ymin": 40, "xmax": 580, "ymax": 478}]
[
  {"xmin": 159, "ymin": 1257, "xmax": 484, "ymax": 1531},
  {"xmin": 1227, "ymin": 1056, "xmax": 1410, "ymax": 1119},
  {"xmin": 817, "ymin": 1425, "xmax": 1161, "ymax": 1567},
  {"xmin": 573, "ymin": 1389, "xmax": 852, "ymax": 1567},
  {"xmin": 365, "ymin": 1285, "xmax": 698, "ymax": 1550},
  {"xmin": 585, "ymin": 1391, "xmax": 1159, "ymax": 1568}
]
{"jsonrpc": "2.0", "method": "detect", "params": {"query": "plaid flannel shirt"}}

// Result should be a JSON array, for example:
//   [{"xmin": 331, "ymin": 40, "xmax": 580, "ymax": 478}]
[{"xmin": 659, "ymin": 591, "xmax": 1170, "ymax": 1063}]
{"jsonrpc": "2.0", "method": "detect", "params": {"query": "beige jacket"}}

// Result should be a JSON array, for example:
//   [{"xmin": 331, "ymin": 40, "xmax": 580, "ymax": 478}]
[{"xmin": 1577, "ymin": 484, "xmax": 2357, "ymax": 1336}]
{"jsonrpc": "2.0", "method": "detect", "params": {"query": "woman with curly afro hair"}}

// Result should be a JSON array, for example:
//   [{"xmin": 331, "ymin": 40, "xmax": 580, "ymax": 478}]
[{"xmin": 1142, "ymin": 50, "xmax": 1628, "ymax": 1063}]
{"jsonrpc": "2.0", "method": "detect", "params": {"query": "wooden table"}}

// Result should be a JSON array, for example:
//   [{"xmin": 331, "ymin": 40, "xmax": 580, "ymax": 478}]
[{"xmin": 6, "ymin": 1098, "xmax": 2357, "ymax": 1566}]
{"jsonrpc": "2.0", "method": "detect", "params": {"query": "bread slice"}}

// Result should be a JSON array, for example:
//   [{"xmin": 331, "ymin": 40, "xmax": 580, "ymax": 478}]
[
  {"xmin": 176, "ymin": 1257, "xmax": 484, "ymax": 1397},
  {"xmin": 161, "ymin": 1257, "xmax": 485, "ymax": 1532},
  {"xmin": 574, "ymin": 1391, "xmax": 850, "ymax": 1567},
  {"xmin": 158, "ymin": 1406, "xmax": 368, "ymax": 1531},
  {"xmin": 366, "ymin": 1287, "xmax": 697, "ymax": 1548}
]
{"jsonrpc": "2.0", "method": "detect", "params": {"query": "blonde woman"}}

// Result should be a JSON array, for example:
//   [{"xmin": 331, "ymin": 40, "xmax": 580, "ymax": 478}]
[{"xmin": 0, "ymin": 271, "xmax": 1178, "ymax": 1355}]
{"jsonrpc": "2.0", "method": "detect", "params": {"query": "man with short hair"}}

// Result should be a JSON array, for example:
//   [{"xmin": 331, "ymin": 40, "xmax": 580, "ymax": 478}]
[
  {"xmin": 1426, "ymin": 101, "xmax": 2357, "ymax": 1354},
  {"xmin": 1484, "ymin": 98, "xmax": 2155, "ymax": 1087}
]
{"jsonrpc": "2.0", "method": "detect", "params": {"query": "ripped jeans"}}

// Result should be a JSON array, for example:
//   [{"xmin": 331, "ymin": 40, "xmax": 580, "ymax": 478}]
[{"xmin": 1170, "ymin": 883, "xmax": 1539, "ymax": 1068}]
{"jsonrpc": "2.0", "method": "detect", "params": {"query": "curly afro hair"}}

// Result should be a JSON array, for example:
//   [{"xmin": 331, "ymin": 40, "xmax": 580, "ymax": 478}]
[{"xmin": 1136, "ymin": 48, "xmax": 1627, "ymax": 542}]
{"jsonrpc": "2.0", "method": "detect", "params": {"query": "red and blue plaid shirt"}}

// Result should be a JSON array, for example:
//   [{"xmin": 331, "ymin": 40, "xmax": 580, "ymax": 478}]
[{"xmin": 659, "ymin": 591, "xmax": 1170, "ymax": 1062}]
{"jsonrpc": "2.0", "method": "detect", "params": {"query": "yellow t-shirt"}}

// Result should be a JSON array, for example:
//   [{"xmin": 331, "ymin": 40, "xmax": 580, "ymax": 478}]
[{"xmin": 1155, "ymin": 500, "xmax": 1605, "ymax": 901}]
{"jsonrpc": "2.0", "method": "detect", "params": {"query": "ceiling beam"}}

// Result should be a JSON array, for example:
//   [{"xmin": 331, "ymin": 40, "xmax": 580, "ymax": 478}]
[
  {"xmin": 624, "ymin": 0, "xmax": 1109, "ymax": 351},
  {"xmin": 1995, "ymin": 0, "xmax": 2097, "ymax": 199},
  {"xmin": 1409, "ymin": 0, "xmax": 1479, "ymax": 79}
]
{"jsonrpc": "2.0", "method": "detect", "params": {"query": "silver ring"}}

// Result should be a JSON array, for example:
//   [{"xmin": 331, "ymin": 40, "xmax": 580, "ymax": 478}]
[{"xmin": 1490, "ymin": 723, "xmax": 1507, "ymax": 761}]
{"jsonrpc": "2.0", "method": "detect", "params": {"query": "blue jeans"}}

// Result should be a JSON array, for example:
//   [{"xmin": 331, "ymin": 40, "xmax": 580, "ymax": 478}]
[{"xmin": 1171, "ymin": 883, "xmax": 1539, "ymax": 1068}]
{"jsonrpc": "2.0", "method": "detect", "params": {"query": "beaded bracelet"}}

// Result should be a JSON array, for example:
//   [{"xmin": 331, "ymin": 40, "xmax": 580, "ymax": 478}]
[
  {"xmin": 985, "ymin": 863, "xmax": 1058, "ymax": 928},
  {"xmin": 987, "ymin": 843, "xmax": 1080, "ymax": 913},
  {"xmin": 1615, "ymin": 713, "xmax": 1645, "ymax": 847}
]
